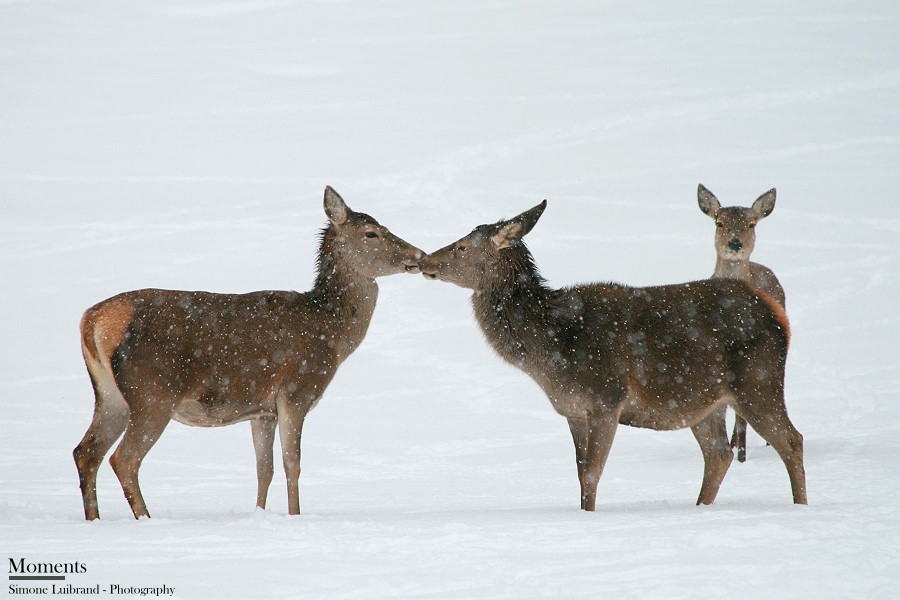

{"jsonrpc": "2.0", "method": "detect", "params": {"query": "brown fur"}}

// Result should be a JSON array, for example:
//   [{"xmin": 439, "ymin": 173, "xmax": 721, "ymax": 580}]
[
  {"xmin": 73, "ymin": 187, "xmax": 423, "ymax": 520},
  {"xmin": 420, "ymin": 200, "xmax": 806, "ymax": 510}
]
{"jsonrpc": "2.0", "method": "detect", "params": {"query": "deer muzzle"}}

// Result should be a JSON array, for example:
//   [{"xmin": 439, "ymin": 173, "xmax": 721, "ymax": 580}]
[
  {"xmin": 418, "ymin": 254, "xmax": 440, "ymax": 280},
  {"xmin": 403, "ymin": 257, "xmax": 422, "ymax": 274}
]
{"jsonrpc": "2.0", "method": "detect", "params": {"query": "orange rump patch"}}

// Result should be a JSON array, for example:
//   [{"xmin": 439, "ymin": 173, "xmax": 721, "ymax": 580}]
[
  {"xmin": 753, "ymin": 289, "xmax": 790, "ymax": 349},
  {"xmin": 81, "ymin": 296, "xmax": 135, "ymax": 363}
]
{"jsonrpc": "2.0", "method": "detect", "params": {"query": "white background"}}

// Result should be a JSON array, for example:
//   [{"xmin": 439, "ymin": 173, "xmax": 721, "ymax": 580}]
[{"xmin": 2, "ymin": 1, "xmax": 898, "ymax": 598}]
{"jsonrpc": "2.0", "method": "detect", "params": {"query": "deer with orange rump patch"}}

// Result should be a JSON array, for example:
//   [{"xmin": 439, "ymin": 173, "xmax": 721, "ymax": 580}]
[{"xmin": 74, "ymin": 187, "xmax": 423, "ymax": 520}]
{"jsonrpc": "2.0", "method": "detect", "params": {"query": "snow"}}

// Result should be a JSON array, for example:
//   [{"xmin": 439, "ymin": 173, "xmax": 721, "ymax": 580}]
[{"xmin": 2, "ymin": 1, "xmax": 899, "ymax": 598}]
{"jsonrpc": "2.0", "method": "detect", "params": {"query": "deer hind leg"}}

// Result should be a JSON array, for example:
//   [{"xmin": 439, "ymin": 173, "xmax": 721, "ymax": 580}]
[
  {"xmin": 566, "ymin": 416, "xmax": 590, "ymax": 510},
  {"xmin": 733, "ymin": 386, "xmax": 807, "ymax": 505},
  {"xmin": 251, "ymin": 416, "xmax": 277, "ymax": 509},
  {"xmin": 73, "ymin": 371, "xmax": 129, "ymax": 520},
  {"xmin": 691, "ymin": 406, "xmax": 733, "ymax": 505},
  {"xmin": 108, "ymin": 397, "xmax": 174, "ymax": 519},
  {"xmin": 731, "ymin": 414, "xmax": 748, "ymax": 463}
]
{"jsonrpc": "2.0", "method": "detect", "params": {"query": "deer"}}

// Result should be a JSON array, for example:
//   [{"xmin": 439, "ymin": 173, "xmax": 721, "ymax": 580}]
[
  {"xmin": 73, "ymin": 187, "xmax": 424, "ymax": 520},
  {"xmin": 698, "ymin": 183, "xmax": 786, "ymax": 463},
  {"xmin": 419, "ymin": 200, "xmax": 806, "ymax": 511}
]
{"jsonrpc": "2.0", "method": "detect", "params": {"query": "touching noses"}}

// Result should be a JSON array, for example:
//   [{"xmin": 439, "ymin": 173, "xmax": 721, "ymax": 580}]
[
  {"xmin": 418, "ymin": 254, "xmax": 438, "ymax": 279},
  {"xmin": 402, "ymin": 249, "xmax": 425, "ymax": 273}
]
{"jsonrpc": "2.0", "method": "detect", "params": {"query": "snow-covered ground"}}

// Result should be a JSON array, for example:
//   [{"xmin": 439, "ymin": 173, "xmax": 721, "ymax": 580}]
[{"xmin": 2, "ymin": 1, "xmax": 899, "ymax": 598}]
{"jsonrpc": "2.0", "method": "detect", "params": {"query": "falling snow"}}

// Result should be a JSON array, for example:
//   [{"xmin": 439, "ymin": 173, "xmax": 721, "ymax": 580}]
[{"xmin": 2, "ymin": 1, "xmax": 900, "ymax": 599}]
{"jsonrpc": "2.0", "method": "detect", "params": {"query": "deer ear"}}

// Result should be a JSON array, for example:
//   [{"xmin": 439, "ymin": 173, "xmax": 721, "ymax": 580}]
[
  {"xmin": 491, "ymin": 200, "xmax": 547, "ymax": 249},
  {"xmin": 751, "ymin": 188, "xmax": 776, "ymax": 219},
  {"xmin": 324, "ymin": 186, "xmax": 349, "ymax": 226},
  {"xmin": 697, "ymin": 184, "xmax": 721, "ymax": 218}
]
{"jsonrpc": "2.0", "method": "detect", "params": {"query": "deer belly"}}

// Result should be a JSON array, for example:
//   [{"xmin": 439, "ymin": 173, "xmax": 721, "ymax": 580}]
[
  {"xmin": 618, "ymin": 390, "xmax": 727, "ymax": 431},
  {"xmin": 173, "ymin": 397, "xmax": 275, "ymax": 427},
  {"xmin": 618, "ymin": 405, "xmax": 688, "ymax": 430},
  {"xmin": 546, "ymin": 394, "xmax": 590, "ymax": 418}
]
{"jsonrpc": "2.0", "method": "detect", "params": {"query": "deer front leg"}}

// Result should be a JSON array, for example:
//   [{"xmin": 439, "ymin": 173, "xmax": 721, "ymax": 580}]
[
  {"xmin": 566, "ymin": 416, "xmax": 589, "ymax": 509},
  {"xmin": 251, "ymin": 416, "xmax": 277, "ymax": 510},
  {"xmin": 580, "ymin": 408, "xmax": 620, "ymax": 512},
  {"xmin": 276, "ymin": 401, "xmax": 308, "ymax": 516}
]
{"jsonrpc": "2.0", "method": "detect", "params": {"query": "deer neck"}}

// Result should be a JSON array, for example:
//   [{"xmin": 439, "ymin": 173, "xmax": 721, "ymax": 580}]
[
  {"xmin": 311, "ymin": 230, "xmax": 379, "ymax": 363},
  {"xmin": 713, "ymin": 256, "xmax": 752, "ymax": 281},
  {"xmin": 471, "ymin": 245, "xmax": 555, "ymax": 368}
]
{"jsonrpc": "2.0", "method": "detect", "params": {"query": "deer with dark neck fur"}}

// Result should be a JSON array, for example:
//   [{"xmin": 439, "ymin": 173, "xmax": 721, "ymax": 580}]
[
  {"xmin": 74, "ymin": 187, "xmax": 423, "ymax": 520},
  {"xmin": 420, "ymin": 201, "xmax": 805, "ymax": 510},
  {"xmin": 698, "ymin": 183, "xmax": 787, "ymax": 462}
]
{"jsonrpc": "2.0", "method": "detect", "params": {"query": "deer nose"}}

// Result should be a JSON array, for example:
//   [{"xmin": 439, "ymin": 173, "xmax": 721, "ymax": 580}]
[
  {"xmin": 402, "ymin": 255, "xmax": 422, "ymax": 274},
  {"xmin": 418, "ymin": 255, "xmax": 438, "ymax": 280},
  {"xmin": 728, "ymin": 238, "xmax": 743, "ymax": 252}
]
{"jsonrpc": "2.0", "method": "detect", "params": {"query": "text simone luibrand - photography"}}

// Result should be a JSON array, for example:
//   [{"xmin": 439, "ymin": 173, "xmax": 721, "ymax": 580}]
[{"xmin": 8, "ymin": 558, "xmax": 175, "ymax": 597}]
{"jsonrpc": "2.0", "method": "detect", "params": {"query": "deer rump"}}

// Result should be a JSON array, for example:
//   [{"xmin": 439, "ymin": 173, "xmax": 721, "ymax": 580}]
[
  {"xmin": 84, "ymin": 288, "xmax": 335, "ymax": 427},
  {"xmin": 481, "ymin": 277, "xmax": 789, "ymax": 428}
]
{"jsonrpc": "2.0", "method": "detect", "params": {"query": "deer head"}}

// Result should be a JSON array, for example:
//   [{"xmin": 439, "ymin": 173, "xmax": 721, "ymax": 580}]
[
  {"xmin": 323, "ymin": 186, "xmax": 423, "ymax": 277},
  {"xmin": 698, "ymin": 184, "xmax": 776, "ymax": 263},
  {"xmin": 419, "ymin": 200, "xmax": 547, "ymax": 289}
]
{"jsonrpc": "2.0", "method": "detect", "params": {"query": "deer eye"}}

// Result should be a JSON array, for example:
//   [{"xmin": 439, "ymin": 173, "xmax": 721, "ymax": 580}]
[
  {"xmin": 749, "ymin": 223, "xmax": 756, "ymax": 229},
  {"xmin": 457, "ymin": 245, "xmax": 468, "ymax": 252},
  {"xmin": 715, "ymin": 222, "xmax": 724, "ymax": 228},
  {"xmin": 365, "ymin": 231, "xmax": 379, "ymax": 239}
]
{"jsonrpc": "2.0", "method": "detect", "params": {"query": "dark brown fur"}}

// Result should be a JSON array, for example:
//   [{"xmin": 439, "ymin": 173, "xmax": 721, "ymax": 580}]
[{"xmin": 420, "ymin": 200, "xmax": 806, "ymax": 510}]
